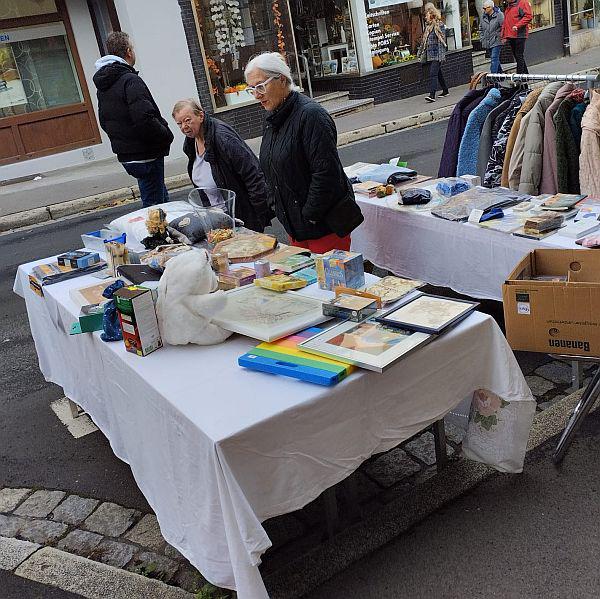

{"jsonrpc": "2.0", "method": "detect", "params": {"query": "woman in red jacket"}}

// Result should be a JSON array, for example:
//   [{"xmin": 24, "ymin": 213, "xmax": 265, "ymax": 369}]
[{"xmin": 501, "ymin": 0, "xmax": 532, "ymax": 74}]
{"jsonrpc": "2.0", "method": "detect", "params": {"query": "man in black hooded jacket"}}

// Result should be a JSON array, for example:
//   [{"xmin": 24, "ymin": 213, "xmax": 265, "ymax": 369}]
[{"xmin": 93, "ymin": 31, "xmax": 173, "ymax": 206}]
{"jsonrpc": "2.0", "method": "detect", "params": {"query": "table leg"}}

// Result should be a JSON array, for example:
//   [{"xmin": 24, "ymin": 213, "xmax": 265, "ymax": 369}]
[
  {"xmin": 553, "ymin": 365, "xmax": 600, "ymax": 465},
  {"xmin": 570, "ymin": 360, "xmax": 583, "ymax": 393},
  {"xmin": 322, "ymin": 487, "xmax": 340, "ymax": 540},
  {"xmin": 432, "ymin": 419, "xmax": 448, "ymax": 472}
]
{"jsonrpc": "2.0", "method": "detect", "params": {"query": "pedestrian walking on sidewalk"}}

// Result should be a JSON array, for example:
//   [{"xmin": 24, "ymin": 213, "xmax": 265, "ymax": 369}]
[
  {"xmin": 418, "ymin": 3, "xmax": 449, "ymax": 103},
  {"xmin": 93, "ymin": 31, "xmax": 174, "ymax": 207},
  {"xmin": 501, "ymin": 0, "xmax": 532, "ymax": 74},
  {"xmin": 480, "ymin": 0, "xmax": 504, "ymax": 74},
  {"xmin": 244, "ymin": 52, "xmax": 363, "ymax": 253},
  {"xmin": 172, "ymin": 98, "xmax": 272, "ymax": 232}
]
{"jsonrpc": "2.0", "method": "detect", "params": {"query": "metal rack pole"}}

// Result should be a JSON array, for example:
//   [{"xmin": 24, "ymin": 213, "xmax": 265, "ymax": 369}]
[{"xmin": 481, "ymin": 72, "xmax": 600, "ymax": 86}]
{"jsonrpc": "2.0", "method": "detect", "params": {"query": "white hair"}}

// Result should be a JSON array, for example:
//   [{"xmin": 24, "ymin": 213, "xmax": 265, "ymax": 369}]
[
  {"xmin": 483, "ymin": 0, "xmax": 495, "ymax": 8},
  {"xmin": 244, "ymin": 52, "xmax": 299, "ymax": 90}
]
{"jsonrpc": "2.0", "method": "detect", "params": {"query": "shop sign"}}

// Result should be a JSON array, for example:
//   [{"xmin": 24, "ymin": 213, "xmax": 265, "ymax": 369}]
[
  {"xmin": 367, "ymin": 0, "xmax": 411, "ymax": 9},
  {"xmin": 0, "ymin": 33, "xmax": 10, "ymax": 42}
]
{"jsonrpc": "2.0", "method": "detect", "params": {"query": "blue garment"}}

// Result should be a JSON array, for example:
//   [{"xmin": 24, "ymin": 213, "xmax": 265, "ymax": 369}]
[
  {"xmin": 490, "ymin": 45, "xmax": 503, "ymax": 74},
  {"xmin": 425, "ymin": 23, "xmax": 446, "ymax": 62},
  {"xmin": 122, "ymin": 157, "xmax": 169, "ymax": 207},
  {"xmin": 101, "ymin": 280, "xmax": 125, "ymax": 342},
  {"xmin": 457, "ymin": 88, "xmax": 502, "ymax": 177}
]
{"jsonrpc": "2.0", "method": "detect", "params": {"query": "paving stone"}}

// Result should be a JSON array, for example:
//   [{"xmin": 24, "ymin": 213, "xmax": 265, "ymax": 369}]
[
  {"xmin": 51, "ymin": 495, "xmax": 99, "ymax": 525},
  {"xmin": 0, "ymin": 488, "xmax": 32, "ymax": 513},
  {"xmin": 538, "ymin": 395, "xmax": 566, "ymax": 411},
  {"xmin": 164, "ymin": 544, "xmax": 185, "ymax": 561},
  {"xmin": 345, "ymin": 470, "xmax": 381, "ymax": 504},
  {"xmin": 404, "ymin": 432, "xmax": 455, "ymax": 467},
  {"xmin": 13, "ymin": 490, "xmax": 66, "ymax": 518},
  {"xmin": 57, "ymin": 529, "xmax": 103, "ymax": 557},
  {"xmin": 83, "ymin": 502, "xmax": 140, "ymax": 537},
  {"xmin": 525, "ymin": 375, "xmax": 556, "ymax": 397},
  {"xmin": 88, "ymin": 539, "xmax": 136, "ymax": 568},
  {"xmin": 127, "ymin": 550, "xmax": 179, "ymax": 582},
  {"xmin": 0, "ymin": 537, "xmax": 40, "ymax": 570},
  {"xmin": 444, "ymin": 421, "xmax": 466, "ymax": 444},
  {"xmin": 124, "ymin": 514, "xmax": 165, "ymax": 552},
  {"xmin": 515, "ymin": 351, "xmax": 552, "ymax": 375},
  {"xmin": 535, "ymin": 361, "xmax": 574, "ymax": 385},
  {"xmin": 171, "ymin": 567, "xmax": 207, "ymax": 593},
  {"xmin": 18, "ymin": 519, "xmax": 67, "ymax": 545},
  {"xmin": 0, "ymin": 514, "xmax": 28, "ymax": 538},
  {"xmin": 263, "ymin": 514, "xmax": 304, "ymax": 551},
  {"xmin": 363, "ymin": 447, "xmax": 421, "ymax": 487}
]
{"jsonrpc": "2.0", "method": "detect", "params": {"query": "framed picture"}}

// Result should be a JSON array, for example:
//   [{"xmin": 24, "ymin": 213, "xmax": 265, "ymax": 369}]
[
  {"xmin": 211, "ymin": 285, "xmax": 329, "ymax": 342},
  {"xmin": 375, "ymin": 293, "xmax": 478, "ymax": 335},
  {"xmin": 298, "ymin": 319, "xmax": 431, "ymax": 373},
  {"xmin": 322, "ymin": 60, "xmax": 339, "ymax": 76}
]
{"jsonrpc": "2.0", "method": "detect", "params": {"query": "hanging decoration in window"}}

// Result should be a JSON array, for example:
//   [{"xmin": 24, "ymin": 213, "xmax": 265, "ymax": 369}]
[
  {"xmin": 272, "ymin": 0, "xmax": 286, "ymax": 54},
  {"xmin": 209, "ymin": 0, "xmax": 245, "ymax": 55}
]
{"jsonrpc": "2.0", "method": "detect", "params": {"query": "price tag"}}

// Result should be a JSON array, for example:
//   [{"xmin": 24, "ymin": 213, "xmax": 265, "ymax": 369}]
[{"xmin": 468, "ymin": 209, "xmax": 485, "ymax": 224}]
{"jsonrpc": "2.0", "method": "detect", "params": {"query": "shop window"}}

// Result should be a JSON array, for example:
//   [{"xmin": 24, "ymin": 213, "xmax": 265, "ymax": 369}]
[
  {"xmin": 571, "ymin": 0, "xmax": 596, "ymax": 30},
  {"xmin": 193, "ymin": 0, "xmax": 299, "ymax": 109},
  {"xmin": 442, "ymin": 0, "xmax": 471, "ymax": 48},
  {"xmin": 0, "ymin": 0, "xmax": 57, "ymax": 19},
  {"xmin": 0, "ymin": 22, "xmax": 83, "ymax": 118},
  {"xmin": 530, "ymin": 0, "xmax": 554, "ymax": 29},
  {"xmin": 292, "ymin": 0, "xmax": 358, "ymax": 78}
]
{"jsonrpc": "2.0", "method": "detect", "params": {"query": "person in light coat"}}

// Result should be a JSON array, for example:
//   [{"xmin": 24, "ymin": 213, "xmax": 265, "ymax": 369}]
[{"xmin": 479, "ymin": 0, "xmax": 504, "ymax": 74}]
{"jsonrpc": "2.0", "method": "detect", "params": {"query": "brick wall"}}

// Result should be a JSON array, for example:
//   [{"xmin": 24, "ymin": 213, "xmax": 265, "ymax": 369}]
[{"xmin": 311, "ymin": 49, "xmax": 474, "ymax": 103}]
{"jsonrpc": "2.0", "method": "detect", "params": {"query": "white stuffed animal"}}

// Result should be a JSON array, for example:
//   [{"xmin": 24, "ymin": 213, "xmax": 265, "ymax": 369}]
[{"xmin": 156, "ymin": 249, "xmax": 232, "ymax": 346}]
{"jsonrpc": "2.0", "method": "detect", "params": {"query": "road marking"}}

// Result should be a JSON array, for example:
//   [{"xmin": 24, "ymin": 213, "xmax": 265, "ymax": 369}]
[{"xmin": 50, "ymin": 397, "xmax": 98, "ymax": 439}]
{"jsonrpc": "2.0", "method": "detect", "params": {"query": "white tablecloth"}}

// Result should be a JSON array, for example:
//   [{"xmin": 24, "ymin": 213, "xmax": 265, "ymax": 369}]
[
  {"xmin": 14, "ymin": 262, "xmax": 534, "ymax": 598},
  {"xmin": 351, "ymin": 195, "xmax": 579, "ymax": 301}
]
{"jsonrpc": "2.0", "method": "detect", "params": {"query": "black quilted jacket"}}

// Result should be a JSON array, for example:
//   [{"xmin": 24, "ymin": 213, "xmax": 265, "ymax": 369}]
[
  {"xmin": 259, "ymin": 92, "xmax": 363, "ymax": 242},
  {"xmin": 93, "ymin": 62, "xmax": 173, "ymax": 162}
]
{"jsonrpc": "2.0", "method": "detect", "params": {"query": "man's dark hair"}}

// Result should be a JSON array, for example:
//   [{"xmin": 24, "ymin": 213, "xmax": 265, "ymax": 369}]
[{"xmin": 106, "ymin": 31, "xmax": 131, "ymax": 59}]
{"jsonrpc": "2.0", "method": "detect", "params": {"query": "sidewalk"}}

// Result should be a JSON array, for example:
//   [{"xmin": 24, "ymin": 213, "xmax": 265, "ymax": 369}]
[{"xmin": 1, "ymin": 46, "xmax": 600, "ymax": 230}]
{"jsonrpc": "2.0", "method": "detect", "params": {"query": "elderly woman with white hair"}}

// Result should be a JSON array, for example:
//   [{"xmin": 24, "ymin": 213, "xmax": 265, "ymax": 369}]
[
  {"xmin": 244, "ymin": 52, "xmax": 363, "ymax": 253},
  {"xmin": 172, "ymin": 98, "xmax": 272, "ymax": 232},
  {"xmin": 480, "ymin": 0, "xmax": 504, "ymax": 74}
]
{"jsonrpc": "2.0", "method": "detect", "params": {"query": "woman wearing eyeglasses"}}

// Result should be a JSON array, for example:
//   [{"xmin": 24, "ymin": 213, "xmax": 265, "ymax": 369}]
[
  {"xmin": 172, "ymin": 98, "xmax": 272, "ymax": 232},
  {"xmin": 244, "ymin": 52, "xmax": 363, "ymax": 253}
]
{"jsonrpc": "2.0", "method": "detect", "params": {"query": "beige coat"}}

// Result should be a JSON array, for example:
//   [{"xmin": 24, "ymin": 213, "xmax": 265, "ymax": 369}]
[
  {"xmin": 580, "ymin": 90, "xmax": 600, "ymax": 197},
  {"xmin": 501, "ymin": 87, "xmax": 543, "ymax": 188},
  {"xmin": 517, "ymin": 82, "xmax": 562, "ymax": 195}
]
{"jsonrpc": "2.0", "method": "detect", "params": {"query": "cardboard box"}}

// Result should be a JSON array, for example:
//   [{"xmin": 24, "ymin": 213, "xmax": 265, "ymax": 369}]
[
  {"xmin": 503, "ymin": 249, "xmax": 600, "ymax": 356},
  {"xmin": 314, "ymin": 250, "xmax": 365, "ymax": 291},
  {"xmin": 57, "ymin": 250, "xmax": 101, "ymax": 269},
  {"xmin": 114, "ymin": 286, "xmax": 162, "ymax": 356},
  {"xmin": 69, "ymin": 304, "xmax": 105, "ymax": 335}
]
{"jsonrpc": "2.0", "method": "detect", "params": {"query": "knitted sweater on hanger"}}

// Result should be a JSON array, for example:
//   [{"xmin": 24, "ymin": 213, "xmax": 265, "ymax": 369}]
[
  {"xmin": 554, "ymin": 96, "xmax": 583, "ymax": 194},
  {"xmin": 457, "ymin": 88, "xmax": 502, "ymax": 177}
]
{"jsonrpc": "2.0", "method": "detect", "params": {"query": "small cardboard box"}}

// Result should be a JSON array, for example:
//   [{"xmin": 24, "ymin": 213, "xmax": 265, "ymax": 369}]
[
  {"xmin": 314, "ymin": 250, "xmax": 365, "ymax": 291},
  {"xmin": 503, "ymin": 249, "xmax": 600, "ymax": 356},
  {"xmin": 57, "ymin": 250, "xmax": 101, "ymax": 269},
  {"xmin": 114, "ymin": 286, "xmax": 162, "ymax": 356}
]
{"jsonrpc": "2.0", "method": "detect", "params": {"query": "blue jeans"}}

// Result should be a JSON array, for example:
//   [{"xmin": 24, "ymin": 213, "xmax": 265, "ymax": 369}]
[
  {"xmin": 428, "ymin": 60, "xmax": 448, "ymax": 98},
  {"xmin": 490, "ymin": 45, "xmax": 503, "ymax": 74},
  {"xmin": 122, "ymin": 157, "xmax": 169, "ymax": 207}
]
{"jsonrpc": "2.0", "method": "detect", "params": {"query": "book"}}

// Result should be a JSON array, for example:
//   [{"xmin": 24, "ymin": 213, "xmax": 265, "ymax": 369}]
[
  {"xmin": 559, "ymin": 220, "xmax": 600, "ymax": 239},
  {"xmin": 270, "ymin": 253, "xmax": 314, "ymax": 274},
  {"xmin": 238, "ymin": 327, "xmax": 354, "ymax": 386},
  {"xmin": 540, "ymin": 193, "xmax": 586, "ymax": 211},
  {"xmin": 574, "ymin": 197, "xmax": 600, "ymax": 222},
  {"xmin": 523, "ymin": 213, "xmax": 564, "ymax": 233}
]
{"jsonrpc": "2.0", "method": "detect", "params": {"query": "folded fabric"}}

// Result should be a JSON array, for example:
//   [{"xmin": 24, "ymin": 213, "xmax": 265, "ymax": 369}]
[
  {"xmin": 358, "ymin": 164, "xmax": 417, "ymax": 184},
  {"xmin": 436, "ymin": 178, "xmax": 472, "ymax": 197}
]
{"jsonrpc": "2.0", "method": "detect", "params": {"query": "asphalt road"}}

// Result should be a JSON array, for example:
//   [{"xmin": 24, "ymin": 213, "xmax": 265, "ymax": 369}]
[{"xmin": 0, "ymin": 122, "xmax": 446, "ymax": 508}]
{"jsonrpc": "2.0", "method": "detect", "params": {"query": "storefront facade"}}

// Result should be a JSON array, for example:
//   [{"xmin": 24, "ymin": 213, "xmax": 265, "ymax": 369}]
[{"xmin": 180, "ymin": 0, "xmax": 571, "ymax": 138}]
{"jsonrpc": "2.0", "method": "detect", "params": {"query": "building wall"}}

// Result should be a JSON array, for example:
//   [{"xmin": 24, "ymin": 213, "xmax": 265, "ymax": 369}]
[
  {"xmin": 311, "ymin": 49, "xmax": 474, "ymax": 104},
  {"xmin": 3, "ymin": 0, "xmax": 195, "ymax": 180}
]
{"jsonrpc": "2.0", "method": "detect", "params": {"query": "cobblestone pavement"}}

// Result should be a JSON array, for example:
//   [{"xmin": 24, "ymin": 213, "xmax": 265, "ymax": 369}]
[{"xmin": 0, "ymin": 348, "xmax": 581, "ymax": 598}]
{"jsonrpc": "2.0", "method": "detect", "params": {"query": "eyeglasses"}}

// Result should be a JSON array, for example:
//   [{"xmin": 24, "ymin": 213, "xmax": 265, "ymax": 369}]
[{"xmin": 246, "ymin": 76, "xmax": 278, "ymax": 97}]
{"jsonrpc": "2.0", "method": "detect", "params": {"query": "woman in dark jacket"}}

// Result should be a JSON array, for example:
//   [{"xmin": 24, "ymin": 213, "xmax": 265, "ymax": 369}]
[
  {"xmin": 172, "ymin": 98, "xmax": 272, "ymax": 232},
  {"xmin": 244, "ymin": 52, "xmax": 363, "ymax": 253}
]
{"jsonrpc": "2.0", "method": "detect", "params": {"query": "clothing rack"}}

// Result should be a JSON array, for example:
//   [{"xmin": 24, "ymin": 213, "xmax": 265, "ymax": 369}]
[{"xmin": 482, "ymin": 72, "xmax": 600, "ymax": 90}]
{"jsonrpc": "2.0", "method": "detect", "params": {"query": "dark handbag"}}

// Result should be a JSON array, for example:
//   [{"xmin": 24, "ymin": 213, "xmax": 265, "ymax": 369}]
[
  {"xmin": 399, "ymin": 188, "xmax": 432, "ymax": 205},
  {"xmin": 324, "ymin": 181, "xmax": 364, "ymax": 238}
]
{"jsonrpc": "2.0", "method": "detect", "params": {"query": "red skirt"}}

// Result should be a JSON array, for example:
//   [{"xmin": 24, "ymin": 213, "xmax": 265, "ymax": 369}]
[{"xmin": 289, "ymin": 233, "xmax": 351, "ymax": 253}]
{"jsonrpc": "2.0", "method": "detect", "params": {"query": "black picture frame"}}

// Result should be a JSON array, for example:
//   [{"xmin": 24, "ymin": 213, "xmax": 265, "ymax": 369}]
[{"xmin": 374, "ymin": 293, "xmax": 479, "ymax": 335}]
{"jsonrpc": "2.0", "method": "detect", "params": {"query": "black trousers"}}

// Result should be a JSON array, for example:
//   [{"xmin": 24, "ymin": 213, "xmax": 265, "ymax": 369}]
[
  {"xmin": 428, "ymin": 60, "xmax": 448, "ymax": 98},
  {"xmin": 508, "ymin": 37, "xmax": 528, "ymax": 74}
]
